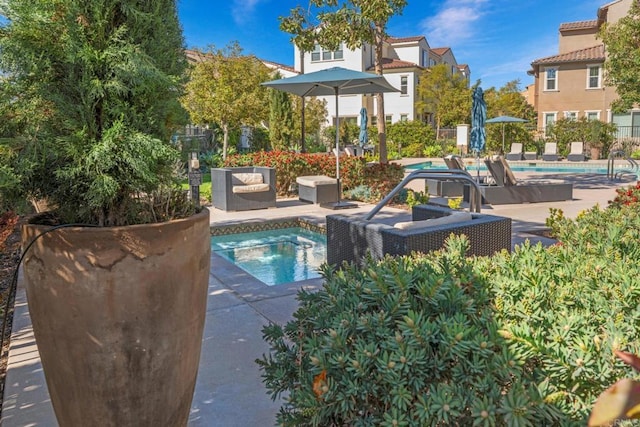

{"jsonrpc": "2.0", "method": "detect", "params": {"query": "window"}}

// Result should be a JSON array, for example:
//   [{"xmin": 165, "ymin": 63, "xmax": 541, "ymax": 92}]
[
  {"xmin": 371, "ymin": 115, "xmax": 393, "ymax": 126},
  {"xmin": 400, "ymin": 114, "xmax": 408, "ymax": 122},
  {"xmin": 422, "ymin": 50, "xmax": 428, "ymax": 67},
  {"xmin": 564, "ymin": 111, "xmax": 577, "ymax": 121},
  {"xmin": 545, "ymin": 67, "xmax": 557, "ymax": 91},
  {"xmin": 587, "ymin": 65, "xmax": 601, "ymax": 89},
  {"xmin": 311, "ymin": 43, "xmax": 343, "ymax": 62},
  {"xmin": 586, "ymin": 111, "xmax": 600, "ymax": 121},
  {"xmin": 400, "ymin": 76, "xmax": 408, "ymax": 95},
  {"xmin": 544, "ymin": 112, "xmax": 557, "ymax": 128}
]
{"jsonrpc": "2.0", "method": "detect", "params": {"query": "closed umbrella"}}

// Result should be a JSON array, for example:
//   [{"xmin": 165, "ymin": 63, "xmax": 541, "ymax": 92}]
[
  {"xmin": 486, "ymin": 115, "xmax": 529, "ymax": 153},
  {"xmin": 358, "ymin": 107, "xmax": 368, "ymax": 147},
  {"xmin": 470, "ymin": 87, "xmax": 486, "ymax": 182},
  {"xmin": 263, "ymin": 67, "xmax": 399, "ymax": 208}
]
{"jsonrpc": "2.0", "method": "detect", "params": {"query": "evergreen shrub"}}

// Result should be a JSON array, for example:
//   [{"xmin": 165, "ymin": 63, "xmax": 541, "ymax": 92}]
[{"xmin": 258, "ymin": 237, "xmax": 558, "ymax": 426}]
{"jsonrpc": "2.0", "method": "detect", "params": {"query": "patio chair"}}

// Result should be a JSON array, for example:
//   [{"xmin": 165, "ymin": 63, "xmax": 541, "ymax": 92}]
[
  {"xmin": 464, "ymin": 155, "xmax": 573, "ymax": 204},
  {"xmin": 211, "ymin": 166, "xmax": 276, "ymax": 211},
  {"xmin": 567, "ymin": 142, "xmax": 586, "ymax": 161},
  {"xmin": 542, "ymin": 142, "xmax": 559, "ymax": 161},
  {"xmin": 326, "ymin": 204, "xmax": 511, "ymax": 267},
  {"xmin": 505, "ymin": 142, "xmax": 524, "ymax": 160},
  {"xmin": 427, "ymin": 155, "xmax": 488, "ymax": 197}
]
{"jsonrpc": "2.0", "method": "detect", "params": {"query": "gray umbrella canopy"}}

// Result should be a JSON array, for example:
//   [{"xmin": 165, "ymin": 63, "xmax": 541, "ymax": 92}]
[
  {"xmin": 263, "ymin": 67, "xmax": 398, "ymax": 197},
  {"xmin": 358, "ymin": 107, "xmax": 368, "ymax": 147},
  {"xmin": 486, "ymin": 115, "xmax": 528, "ymax": 153},
  {"xmin": 469, "ymin": 86, "xmax": 486, "ymax": 153}
]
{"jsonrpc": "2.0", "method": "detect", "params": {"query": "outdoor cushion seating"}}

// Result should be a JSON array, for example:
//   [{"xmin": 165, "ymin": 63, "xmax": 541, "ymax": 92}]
[
  {"xmin": 505, "ymin": 142, "xmax": 524, "ymax": 160},
  {"xmin": 567, "ymin": 141, "xmax": 586, "ymax": 161},
  {"xmin": 326, "ymin": 204, "xmax": 511, "ymax": 267},
  {"xmin": 463, "ymin": 155, "xmax": 573, "ymax": 205},
  {"xmin": 296, "ymin": 175, "xmax": 338, "ymax": 204},
  {"xmin": 211, "ymin": 166, "xmax": 276, "ymax": 211},
  {"xmin": 542, "ymin": 142, "xmax": 559, "ymax": 161}
]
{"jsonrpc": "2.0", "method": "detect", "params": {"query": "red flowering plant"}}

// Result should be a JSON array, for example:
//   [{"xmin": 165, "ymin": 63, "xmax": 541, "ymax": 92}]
[{"xmin": 609, "ymin": 181, "xmax": 640, "ymax": 208}]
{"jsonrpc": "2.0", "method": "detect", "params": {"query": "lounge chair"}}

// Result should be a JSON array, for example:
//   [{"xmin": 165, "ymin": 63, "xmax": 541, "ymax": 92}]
[
  {"xmin": 567, "ymin": 142, "xmax": 586, "ymax": 161},
  {"xmin": 326, "ymin": 204, "xmax": 511, "ymax": 267},
  {"xmin": 427, "ymin": 155, "xmax": 487, "ymax": 197},
  {"xmin": 505, "ymin": 143, "xmax": 524, "ymax": 160},
  {"xmin": 463, "ymin": 155, "xmax": 573, "ymax": 205},
  {"xmin": 542, "ymin": 142, "xmax": 559, "ymax": 161}
]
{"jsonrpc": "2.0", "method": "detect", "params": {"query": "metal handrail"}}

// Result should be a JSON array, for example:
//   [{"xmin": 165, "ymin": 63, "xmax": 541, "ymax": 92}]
[
  {"xmin": 608, "ymin": 150, "xmax": 639, "ymax": 180},
  {"xmin": 365, "ymin": 169, "xmax": 483, "ymax": 221}
]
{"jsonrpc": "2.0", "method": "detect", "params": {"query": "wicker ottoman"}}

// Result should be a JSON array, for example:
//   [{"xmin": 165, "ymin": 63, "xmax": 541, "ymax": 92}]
[{"xmin": 296, "ymin": 175, "xmax": 338, "ymax": 204}]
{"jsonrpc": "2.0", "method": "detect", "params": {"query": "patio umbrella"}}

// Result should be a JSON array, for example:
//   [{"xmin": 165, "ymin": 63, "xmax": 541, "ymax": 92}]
[
  {"xmin": 263, "ymin": 67, "xmax": 399, "ymax": 208},
  {"xmin": 469, "ymin": 87, "xmax": 486, "ymax": 182},
  {"xmin": 486, "ymin": 115, "xmax": 528, "ymax": 153},
  {"xmin": 358, "ymin": 107, "xmax": 368, "ymax": 147}
]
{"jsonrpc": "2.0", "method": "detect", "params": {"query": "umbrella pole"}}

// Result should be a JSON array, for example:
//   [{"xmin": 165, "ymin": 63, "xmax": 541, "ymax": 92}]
[
  {"xmin": 502, "ymin": 123, "xmax": 505, "ymax": 154},
  {"xmin": 335, "ymin": 87, "xmax": 341, "ymax": 204}
]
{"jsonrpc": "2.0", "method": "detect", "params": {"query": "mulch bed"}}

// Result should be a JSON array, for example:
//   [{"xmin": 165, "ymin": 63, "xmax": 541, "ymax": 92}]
[{"xmin": 0, "ymin": 213, "xmax": 25, "ymax": 415}]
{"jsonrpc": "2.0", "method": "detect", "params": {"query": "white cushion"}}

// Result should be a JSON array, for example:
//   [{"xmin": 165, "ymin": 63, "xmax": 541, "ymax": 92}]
[
  {"xmin": 296, "ymin": 175, "xmax": 337, "ymax": 187},
  {"xmin": 232, "ymin": 183, "xmax": 270, "ymax": 193},
  {"xmin": 393, "ymin": 211, "xmax": 473, "ymax": 230},
  {"xmin": 232, "ymin": 173, "xmax": 264, "ymax": 186}
]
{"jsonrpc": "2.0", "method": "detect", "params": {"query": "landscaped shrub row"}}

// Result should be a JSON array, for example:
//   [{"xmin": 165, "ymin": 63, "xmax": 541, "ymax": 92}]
[
  {"xmin": 258, "ymin": 182, "xmax": 640, "ymax": 425},
  {"xmin": 224, "ymin": 151, "xmax": 404, "ymax": 199}
]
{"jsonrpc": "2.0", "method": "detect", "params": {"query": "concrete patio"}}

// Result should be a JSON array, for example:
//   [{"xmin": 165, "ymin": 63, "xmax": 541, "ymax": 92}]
[{"xmin": 1, "ymin": 167, "xmax": 634, "ymax": 426}]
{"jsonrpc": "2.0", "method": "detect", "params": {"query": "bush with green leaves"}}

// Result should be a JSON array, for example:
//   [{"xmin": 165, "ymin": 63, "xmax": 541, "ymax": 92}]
[
  {"xmin": 475, "ymin": 201, "xmax": 640, "ymax": 423},
  {"xmin": 258, "ymin": 237, "xmax": 559, "ymax": 426}
]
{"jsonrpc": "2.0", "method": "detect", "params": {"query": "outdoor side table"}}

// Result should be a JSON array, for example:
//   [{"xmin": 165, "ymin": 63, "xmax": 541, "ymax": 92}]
[{"xmin": 296, "ymin": 175, "xmax": 338, "ymax": 204}]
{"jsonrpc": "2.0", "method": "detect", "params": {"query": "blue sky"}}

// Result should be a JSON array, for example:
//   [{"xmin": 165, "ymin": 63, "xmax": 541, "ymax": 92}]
[{"xmin": 178, "ymin": 0, "xmax": 605, "ymax": 90}]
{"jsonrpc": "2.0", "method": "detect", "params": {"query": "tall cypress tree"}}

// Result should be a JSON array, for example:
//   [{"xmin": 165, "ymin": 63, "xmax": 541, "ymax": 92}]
[
  {"xmin": 0, "ymin": 0, "xmax": 189, "ymax": 225},
  {"xmin": 268, "ymin": 84, "xmax": 294, "ymax": 150}
]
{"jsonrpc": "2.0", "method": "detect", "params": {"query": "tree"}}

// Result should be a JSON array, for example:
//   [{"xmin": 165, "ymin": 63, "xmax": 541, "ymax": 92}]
[
  {"xmin": 280, "ymin": 0, "xmax": 408, "ymax": 164},
  {"xmin": 0, "ymin": 0, "xmax": 189, "ymax": 225},
  {"xmin": 291, "ymin": 96, "xmax": 328, "ymax": 150},
  {"xmin": 416, "ymin": 64, "xmax": 470, "ymax": 137},
  {"xmin": 268, "ymin": 73, "xmax": 294, "ymax": 150},
  {"xmin": 483, "ymin": 80, "xmax": 536, "ymax": 152},
  {"xmin": 181, "ymin": 42, "xmax": 271, "ymax": 159},
  {"xmin": 600, "ymin": 1, "xmax": 640, "ymax": 113}
]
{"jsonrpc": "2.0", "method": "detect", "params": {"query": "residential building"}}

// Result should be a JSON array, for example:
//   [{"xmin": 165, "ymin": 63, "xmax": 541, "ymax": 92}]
[
  {"xmin": 289, "ymin": 36, "xmax": 469, "ymax": 129},
  {"xmin": 528, "ymin": 0, "xmax": 634, "ymax": 137}
]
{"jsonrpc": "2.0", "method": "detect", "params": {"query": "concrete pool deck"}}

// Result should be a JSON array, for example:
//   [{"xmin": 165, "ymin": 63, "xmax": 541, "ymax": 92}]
[{"xmin": 2, "ymin": 165, "xmax": 636, "ymax": 426}]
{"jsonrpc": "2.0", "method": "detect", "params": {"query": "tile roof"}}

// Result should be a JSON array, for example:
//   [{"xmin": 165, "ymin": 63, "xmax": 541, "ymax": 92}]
[
  {"xmin": 531, "ymin": 45, "xmax": 604, "ymax": 65},
  {"xmin": 559, "ymin": 20, "xmax": 598, "ymax": 31},
  {"xmin": 387, "ymin": 36, "xmax": 425, "ymax": 44},
  {"xmin": 430, "ymin": 47, "xmax": 451, "ymax": 56},
  {"xmin": 367, "ymin": 58, "xmax": 420, "ymax": 71},
  {"xmin": 262, "ymin": 60, "xmax": 296, "ymax": 74}
]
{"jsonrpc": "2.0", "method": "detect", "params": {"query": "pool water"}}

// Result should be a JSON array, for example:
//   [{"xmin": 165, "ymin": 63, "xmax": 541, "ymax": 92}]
[
  {"xmin": 405, "ymin": 161, "xmax": 611, "ymax": 174},
  {"xmin": 211, "ymin": 227, "xmax": 326, "ymax": 286}
]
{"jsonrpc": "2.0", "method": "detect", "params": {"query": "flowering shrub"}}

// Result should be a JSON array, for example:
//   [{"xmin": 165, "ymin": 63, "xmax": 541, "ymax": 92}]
[
  {"xmin": 609, "ymin": 181, "xmax": 640, "ymax": 208},
  {"xmin": 224, "ymin": 151, "xmax": 403, "ymax": 200}
]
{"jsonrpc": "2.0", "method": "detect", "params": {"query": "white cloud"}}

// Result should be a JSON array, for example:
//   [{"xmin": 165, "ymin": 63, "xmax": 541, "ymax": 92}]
[
  {"xmin": 231, "ymin": 0, "xmax": 262, "ymax": 25},
  {"xmin": 420, "ymin": 0, "xmax": 490, "ymax": 47}
]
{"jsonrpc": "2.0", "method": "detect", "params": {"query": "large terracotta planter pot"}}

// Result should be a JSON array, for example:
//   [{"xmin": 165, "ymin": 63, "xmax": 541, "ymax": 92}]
[{"xmin": 21, "ymin": 209, "xmax": 211, "ymax": 426}]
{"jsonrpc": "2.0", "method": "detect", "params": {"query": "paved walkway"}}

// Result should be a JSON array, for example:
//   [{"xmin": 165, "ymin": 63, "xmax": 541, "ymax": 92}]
[{"xmin": 1, "ymin": 165, "xmax": 635, "ymax": 426}]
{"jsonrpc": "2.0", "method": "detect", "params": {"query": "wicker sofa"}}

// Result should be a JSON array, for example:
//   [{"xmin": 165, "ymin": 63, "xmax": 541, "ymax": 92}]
[
  {"xmin": 326, "ymin": 205, "xmax": 511, "ymax": 267},
  {"xmin": 211, "ymin": 166, "xmax": 276, "ymax": 211}
]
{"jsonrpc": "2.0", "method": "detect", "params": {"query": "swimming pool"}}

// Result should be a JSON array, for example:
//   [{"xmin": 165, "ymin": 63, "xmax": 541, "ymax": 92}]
[
  {"xmin": 211, "ymin": 227, "xmax": 326, "ymax": 286},
  {"xmin": 404, "ymin": 160, "xmax": 613, "ymax": 174}
]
